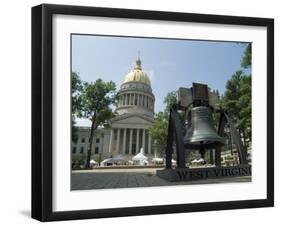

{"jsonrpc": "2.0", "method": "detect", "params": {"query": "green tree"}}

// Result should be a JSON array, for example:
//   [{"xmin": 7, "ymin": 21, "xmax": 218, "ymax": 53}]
[
  {"xmin": 149, "ymin": 111, "xmax": 169, "ymax": 156},
  {"xmin": 71, "ymin": 72, "xmax": 82, "ymax": 143},
  {"xmin": 164, "ymin": 91, "xmax": 177, "ymax": 112},
  {"xmin": 222, "ymin": 70, "xmax": 251, "ymax": 148},
  {"xmin": 80, "ymin": 79, "xmax": 116, "ymax": 168},
  {"xmin": 164, "ymin": 91, "xmax": 186, "ymax": 130},
  {"xmin": 239, "ymin": 75, "xmax": 251, "ymax": 143},
  {"xmin": 241, "ymin": 43, "xmax": 252, "ymax": 69},
  {"xmin": 149, "ymin": 91, "xmax": 180, "ymax": 156}
]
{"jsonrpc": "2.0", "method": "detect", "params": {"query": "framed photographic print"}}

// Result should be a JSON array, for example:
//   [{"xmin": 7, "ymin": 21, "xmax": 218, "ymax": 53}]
[{"xmin": 32, "ymin": 4, "xmax": 274, "ymax": 221}]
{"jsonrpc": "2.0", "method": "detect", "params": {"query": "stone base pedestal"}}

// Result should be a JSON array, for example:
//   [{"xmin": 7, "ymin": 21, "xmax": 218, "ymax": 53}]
[{"xmin": 156, "ymin": 165, "xmax": 251, "ymax": 182}]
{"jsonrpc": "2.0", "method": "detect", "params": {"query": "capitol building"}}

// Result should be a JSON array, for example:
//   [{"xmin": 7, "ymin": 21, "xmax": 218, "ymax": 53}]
[{"xmin": 72, "ymin": 56, "xmax": 156, "ymax": 164}]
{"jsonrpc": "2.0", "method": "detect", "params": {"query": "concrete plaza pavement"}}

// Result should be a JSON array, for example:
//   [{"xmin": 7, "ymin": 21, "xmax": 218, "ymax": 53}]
[{"xmin": 71, "ymin": 167, "xmax": 251, "ymax": 190}]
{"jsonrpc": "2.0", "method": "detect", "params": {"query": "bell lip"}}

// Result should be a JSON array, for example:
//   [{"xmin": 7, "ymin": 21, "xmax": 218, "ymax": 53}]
[
  {"xmin": 185, "ymin": 135, "xmax": 225, "ymax": 143},
  {"xmin": 192, "ymin": 106, "xmax": 211, "ymax": 110},
  {"xmin": 184, "ymin": 139, "xmax": 225, "ymax": 149}
]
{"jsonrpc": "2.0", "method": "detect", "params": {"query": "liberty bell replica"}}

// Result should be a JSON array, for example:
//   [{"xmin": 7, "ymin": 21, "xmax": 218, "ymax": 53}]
[
  {"xmin": 157, "ymin": 82, "xmax": 251, "ymax": 182},
  {"xmin": 184, "ymin": 106, "xmax": 225, "ymax": 149},
  {"xmin": 177, "ymin": 83, "xmax": 225, "ymax": 161},
  {"xmin": 158, "ymin": 82, "xmax": 249, "ymax": 178}
]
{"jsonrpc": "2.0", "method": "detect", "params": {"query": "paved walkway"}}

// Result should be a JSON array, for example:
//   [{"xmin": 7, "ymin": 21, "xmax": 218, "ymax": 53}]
[{"xmin": 71, "ymin": 168, "xmax": 251, "ymax": 190}]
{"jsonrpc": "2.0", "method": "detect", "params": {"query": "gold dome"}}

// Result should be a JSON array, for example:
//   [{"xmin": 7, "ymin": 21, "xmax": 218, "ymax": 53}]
[{"xmin": 123, "ymin": 57, "xmax": 151, "ymax": 86}]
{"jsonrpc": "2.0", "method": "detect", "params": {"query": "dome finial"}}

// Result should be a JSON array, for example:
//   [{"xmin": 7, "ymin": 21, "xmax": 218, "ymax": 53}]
[{"xmin": 134, "ymin": 51, "xmax": 142, "ymax": 70}]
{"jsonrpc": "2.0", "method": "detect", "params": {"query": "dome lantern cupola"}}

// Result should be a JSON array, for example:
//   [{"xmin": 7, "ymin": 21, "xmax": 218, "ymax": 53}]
[
  {"xmin": 123, "ymin": 55, "xmax": 151, "ymax": 86},
  {"xmin": 116, "ymin": 55, "xmax": 155, "ymax": 118},
  {"xmin": 134, "ymin": 54, "xmax": 142, "ymax": 70}
]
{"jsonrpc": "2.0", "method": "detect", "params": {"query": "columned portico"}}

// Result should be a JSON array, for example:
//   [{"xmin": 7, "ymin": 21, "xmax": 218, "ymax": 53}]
[
  {"xmin": 109, "ymin": 127, "xmax": 153, "ymax": 157},
  {"xmin": 136, "ymin": 129, "xmax": 140, "ymax": 154},
  {"xmin": 122, "ymin": 128, "xmax": 127, "ymax": 154},
  {"xmin": 116, "ymin": 128, "xmax": 120, "ymax": 153},
  {"xmin": 129, "ymin": 129, "xmax": 133, "ymax": 154},
  {"xmin": 148, "ymin": 134, "xmax": 152, "ymax": 154},
  {"xmin": 109, "ymin": 129, "xmax": 114, "ymax": 154},
  {"xmin": 142, "ymin": 129, "xmax": 146, "ymax": 152}
]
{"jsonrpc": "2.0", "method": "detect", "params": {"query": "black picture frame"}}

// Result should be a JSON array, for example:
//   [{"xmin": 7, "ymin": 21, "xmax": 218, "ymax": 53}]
[{"xmin": 32, "ymin": 3, "xmax": 274, "ymax": 222}]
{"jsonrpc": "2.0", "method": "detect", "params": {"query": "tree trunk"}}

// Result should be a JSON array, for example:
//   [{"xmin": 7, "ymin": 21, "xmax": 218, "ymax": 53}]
[{"xmin": 85, "ymin": 114, "xmax": 96, "ymax": 168}]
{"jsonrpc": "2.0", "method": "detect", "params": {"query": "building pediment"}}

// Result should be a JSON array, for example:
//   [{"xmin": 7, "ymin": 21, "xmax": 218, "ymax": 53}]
[{"xmin": 111, "ymin": 114, "xmax": 154, "ymax": 129}]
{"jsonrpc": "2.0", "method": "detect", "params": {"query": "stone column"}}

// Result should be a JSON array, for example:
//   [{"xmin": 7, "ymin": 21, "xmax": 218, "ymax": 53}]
[
  {"xmin": 116, "ymin": 128, "xmax": 120, "ymax": 154},
  {"xmin": 132, "ymin": 94, "xmax": 134, "ymax": 105},
  {"xmin": 142, "ymin": 129, "xmax": 146, "ymax": 153},
  {"xmin": 148, "ymin": 134, "xmax": 152, "ymax": 154},
  {"xmin": 136, "ymin": 129, "xmax": 140, "ymax": 153},
  {"xmin": 133, "ymin": 93, "xmax": 136, "ymax": 105},
  {"xmin": 109, "ymin": 129, "xmax": 114, "ymax": 154},
  {"xmin": 137, "ymin": 94, "xmax": 140, "ymax": 106},
  {"xmin": 122, "ymin": 128, "xmax": 127, "ymax": 154},
  {"xmin": 145, "ymin": 95, "xmax": 147, "ymax": 108},
  {"xmin": 129, "ymin": 129, "xmax": 133, "ymax": 155}
]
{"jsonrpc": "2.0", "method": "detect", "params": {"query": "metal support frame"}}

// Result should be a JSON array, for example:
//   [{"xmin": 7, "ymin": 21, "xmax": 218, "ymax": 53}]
[
  {"xmin": 165, "ymin": 107, "xmax": 186, "ymax": 169},
  {"xmin": 165, "ymin": 107, "xmax": 248, "ymax": 169},
  {"xmin": 215, "ymin": 111, "xmax": 248, "ymax": 166},
  {"xmin": 224, "ymin": 113, "xmax": 248, "ymax": 164}
]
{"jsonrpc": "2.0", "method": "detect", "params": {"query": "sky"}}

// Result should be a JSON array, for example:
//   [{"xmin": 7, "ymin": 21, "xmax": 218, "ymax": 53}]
[{"xmin": 72, "ymin": 34, "xmax": 250, "ymax": 126}]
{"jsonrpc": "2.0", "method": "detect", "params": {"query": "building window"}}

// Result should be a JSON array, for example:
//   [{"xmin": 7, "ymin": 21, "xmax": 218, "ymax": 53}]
[
  {"xmin": 96, "ymin": 138, "xmax": 100, "ymax": 143},
  {"xmin": 81, "ymin": 137, "xmax": 85, "ymax": 143},
  {"xmin": 95, "ymin": 147, "xmax": 99, "ymax": 154},
  {"xmin": 80, "ymin": 147, "xmax": 84, "ymax": 154},
  {"xmin": 72, "ymin": 147, "xmax": 76, "ymax": 154}
]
